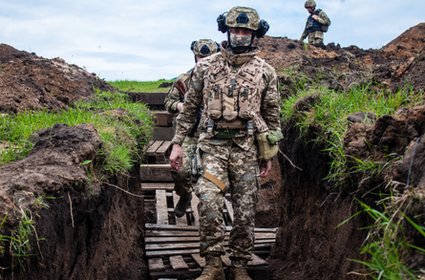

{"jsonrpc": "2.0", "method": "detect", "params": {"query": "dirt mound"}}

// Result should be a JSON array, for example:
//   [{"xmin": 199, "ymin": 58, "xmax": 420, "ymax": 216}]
[
  {"xmin": 382, "ymin": 22, "xmax": 425, "ymax": 58},
  {"xmin": 257, "ymin": 23, "xmax": 425, "ymax": 92},
  {"xmin": 0, "ymin": 44, "xmax": 112, "ymax": 113},
  {"xmin": 0, "ymin": 124, "xmax": 101, "ymax": 223},
  {"xmin": 0, "ymin": 124, "xmax": 147, "ymax": 279}
]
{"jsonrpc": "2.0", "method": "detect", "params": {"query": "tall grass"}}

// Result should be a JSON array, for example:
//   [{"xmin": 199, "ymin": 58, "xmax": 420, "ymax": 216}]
[
  {"xmin": 109, "ymin": 79, "xmax": 173, "ymax": 93},
  {"xmin": 281, "ymin": 85, "xmax": 424, "ymax": 183},
  {"xmin": 348, "ymin": 199, "xmax": 424, "ymax": 279},
  {"xmin": 0, "ymin": 91, "xmax": 153, "ymax": 173}
]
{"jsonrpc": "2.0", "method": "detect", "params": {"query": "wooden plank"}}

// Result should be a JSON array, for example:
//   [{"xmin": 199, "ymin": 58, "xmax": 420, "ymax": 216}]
[
  {"xmin": 191, "ymin": 253, "xmax": 205, "ymax": 267},
  {"xmin": 143, "ymin": 140, "xmax": 154, "ymax": 152},
  {"xmin": 169, "ymin": 255, "xmax": 189, "ymax": 270},
  {"xmin": 146, "ymin": 248, "xmax": 200, "ymax": 257},
  {"xmin": 146, "ymin": 230, "xmax": 200, "ymax": 237},
  {"xmin": 137, "ymin": 231, "xmax": 272, "ymax": 240},
  {"xmin": 148, "ymin": 258, "xmax": 165, "ymax": 272},
  {"xmin": 145, "ymin": 223, "xmax": 199, "ymax": 231},
  {"xmin": 145, "ymin": 236, "xmax": 275, "ymax": 244},
  {"xmin": 146, "ymin": 242, "xmax": 199, "ymax": 251},
  {"xmin": 248, "ymin": 253, "xmax": 268, "ymax": 266},
  {"xmin": 173, "ymin": 192, "xmax": 189, "ymax": 226},
  {"xmin": 190, "ymin": 194, "xmax": 200, "ymax": 227},
  {"xmin": 146, "ymin": 140, "xmax": 164, "ymax": 155},
  {"xmin": 145, "ymin": 223, "xmax": 277, "ymax": 233},
  {"xmin": 146, "ymin": 239, "xmax": 274, "ymax": 251},
  {"xmin": 146, "ymin": 243, "xmax": 273, "ymax": 259},
  {"xmin": 128, "ymin": 92, "xmax": 168, "ymax": 105},
  {"xmin": 156, "ymin": 140, "xmax": 172, "ymax": 155},
  {"xmin": 156, "ymin": 190, "xmax": 169, "ymax": 224},
  {"xmin": 141, "ymin": 182, "xmax": 174, "ymax": 191},
  {"xmin": 152, "ymin": 126, "xmax": 175, "ymax": 141},
  {"xmin": 140, "ymin": 164, "xmax": 173, "ymax": 182},
  {"xmin": 145, "ymin": 236, "xmax": 199, "ymax": 243},
  {"xmin": 153, "ymin": 110, "xmax": 174, "ymax": 127}
]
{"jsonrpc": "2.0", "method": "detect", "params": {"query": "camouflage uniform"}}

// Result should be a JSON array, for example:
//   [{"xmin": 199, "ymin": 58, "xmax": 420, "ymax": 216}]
[
  {"xmin": 164, "ymin": 71, "xmax": 195, "ymax": 198},
  {"xmin": 172, "ymin": 42, "xmax": 281, "ymax": 264},
  {"xmin": 300, "ymin": 1, "xmax": 331, "ymax": 46},
  {"xmin": 165, "ymin": 39, "xmax": 220, "ymax": 217}
]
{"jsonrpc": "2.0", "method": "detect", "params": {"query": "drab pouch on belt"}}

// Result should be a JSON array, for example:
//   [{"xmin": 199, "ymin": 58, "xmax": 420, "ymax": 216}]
[{"xmin": 256, "ymin": 131, "xmax": 279, "ymax": 161}]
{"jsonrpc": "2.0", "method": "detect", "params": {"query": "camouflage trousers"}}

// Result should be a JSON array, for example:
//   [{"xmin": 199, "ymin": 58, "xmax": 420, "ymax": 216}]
[
  {"xmin": 308, "ymin": 31, "xmax": 324, "ymax": 46},
  {"xmin": 171, "ymin": 136, "xmax": 197, "ymax": 197},
  {"xmin": 195, "ymin": 140, "xmax": 259, "ymax": 263}
]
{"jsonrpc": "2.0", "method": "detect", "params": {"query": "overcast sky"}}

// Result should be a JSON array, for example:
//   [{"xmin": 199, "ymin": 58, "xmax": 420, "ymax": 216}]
[{"xmin": 0, "ymin": 0, "xmax": 423, "ymax": 81}]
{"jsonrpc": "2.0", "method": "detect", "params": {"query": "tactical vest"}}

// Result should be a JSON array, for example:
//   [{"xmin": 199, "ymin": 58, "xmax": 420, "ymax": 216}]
[
  {"xmin": 204, "ymin": 54, "xmax": 265, "ymax": 126},
  {"xmin": 306, "ymin": 14, "xmax": 322, "ymax": 32}
]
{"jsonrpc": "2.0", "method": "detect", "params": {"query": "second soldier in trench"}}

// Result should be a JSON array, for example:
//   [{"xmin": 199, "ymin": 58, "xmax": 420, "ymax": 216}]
[{"xmin": 164, "ymin": 39, "xmax": 220, "ymax": 217}]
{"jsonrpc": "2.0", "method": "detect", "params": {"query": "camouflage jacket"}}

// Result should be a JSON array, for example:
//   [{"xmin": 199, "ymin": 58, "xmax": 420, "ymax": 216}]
[
  {"xmin": 164, "ymin": 70, "xmax": 193, "ymax": 114},
  {"xmin": 172, "ymin": 43, "xmax": 281, "ymax": 152}
]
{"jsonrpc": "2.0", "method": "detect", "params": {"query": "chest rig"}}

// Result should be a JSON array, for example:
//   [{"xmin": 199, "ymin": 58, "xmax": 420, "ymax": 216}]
[{"xmin": 203, "ymin": 54, "xmax": 265, "ymax": 136}]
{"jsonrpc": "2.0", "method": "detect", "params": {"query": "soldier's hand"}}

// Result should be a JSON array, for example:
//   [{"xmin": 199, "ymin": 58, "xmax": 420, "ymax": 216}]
[
  {"xmin": 259, "ymin": 160, "xmax": 272, "ymax": 177},
  {"xmin": 169, "ymin": 144, "xmax": 183, "ymax": 171},
  {"xmin": 177, "ymin": 102, "xmax": 184, "ymax": 113},
  {"xmin": 312, "ymin": 14, "xmax": 319, "ymax": 21}
]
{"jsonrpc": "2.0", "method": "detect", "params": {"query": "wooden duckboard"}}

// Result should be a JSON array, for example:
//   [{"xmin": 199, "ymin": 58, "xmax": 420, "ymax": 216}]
[{"xmin": 144, "ymin": 189, "xmax": 277, "ymax": 279}]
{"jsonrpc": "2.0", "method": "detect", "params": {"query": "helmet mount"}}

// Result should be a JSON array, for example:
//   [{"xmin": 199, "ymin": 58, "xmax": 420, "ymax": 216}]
[{"xmin": 217, "ymin": 6, "xmax": 269, "ymax": 39}]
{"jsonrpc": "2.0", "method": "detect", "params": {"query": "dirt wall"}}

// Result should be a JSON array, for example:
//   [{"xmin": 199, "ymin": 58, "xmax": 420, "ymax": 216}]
[
  {"xmin": 269, "ymin": 122, "xmax": 368, "ymax": 280},
  {"xmin": 0, "ymin": 125, "xmax": 148, "ymax": 280}
]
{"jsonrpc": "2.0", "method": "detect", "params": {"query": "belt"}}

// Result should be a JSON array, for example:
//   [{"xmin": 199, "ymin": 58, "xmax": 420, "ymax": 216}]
[{"xmin": 214, "ymin": 129, "xmax": 244, "ymax": 139}]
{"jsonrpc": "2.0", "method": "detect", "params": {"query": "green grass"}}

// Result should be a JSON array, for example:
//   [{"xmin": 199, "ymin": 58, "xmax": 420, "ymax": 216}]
[
  {"xmin": 347, "ymin": 199, "xmax": 422, "ymax": 279},
  {"xmin": 108, "ymin": 79, "xmax": 174, "ymax": 93},
  {"xmin": 0, "ymin": 91, "xmax": 153, "ymax": 173},
  {"xmin": 281, "ymin": 85, "xmax": 424, "ymax": 184},
  {"xmin": 0, "ymin": 90, "xmax": 153, "ymax": 270}
]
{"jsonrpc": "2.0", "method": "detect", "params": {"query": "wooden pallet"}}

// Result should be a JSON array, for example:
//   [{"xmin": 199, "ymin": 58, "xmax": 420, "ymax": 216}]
[
  {"xmin": 145, "ymin": 189, "xmax": 276, "ymax": 279},
  {"xmin": 143, "ymin": 140, "xmax": 172, "ymax": 164}
]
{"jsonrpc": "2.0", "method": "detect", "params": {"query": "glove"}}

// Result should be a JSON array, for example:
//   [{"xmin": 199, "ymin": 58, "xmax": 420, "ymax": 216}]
[{"xmin": 267, "ymin": 130, "xmax": 284, "ymax": 145}]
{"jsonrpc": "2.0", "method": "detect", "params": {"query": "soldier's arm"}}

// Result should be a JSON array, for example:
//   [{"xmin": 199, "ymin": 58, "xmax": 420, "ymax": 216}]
[
  {"xmin": 316, "ymin": 10, "xmax": 330, "ymax": 25},
  {"xmin": 164, "ymin": 83, "xmax": 182, "ymax": 114},
  {"xmin": 165, "ymin": 72, "xmax": 190, "ymax": 113},
  {"xmin": 171, "ymin": 64, "xmax": 204, "ymax": 145},
  {"xmin": 260, "ymin": 64, "xmax": 281, "ymax": 131}
]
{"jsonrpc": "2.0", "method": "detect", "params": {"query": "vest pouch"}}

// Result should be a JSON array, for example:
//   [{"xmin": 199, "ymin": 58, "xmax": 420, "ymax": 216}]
[
  {"xmin": 238, "ymin": 83, "xmax": 260, "ymax": 120},
  {"xmin": 222, "ymin": 94, "xmax": 238, "ymax": 121},
  {"xmin": 207, "ymin": 86, "xmax": 222, "ymax": 120},
  {"xmin": 256, "ymin": 131, "xmax": 279, "ymax": 161}
]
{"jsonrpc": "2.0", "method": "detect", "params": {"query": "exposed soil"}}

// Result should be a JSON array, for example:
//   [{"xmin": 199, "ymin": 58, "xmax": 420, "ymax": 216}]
[
  {"xmin": 0, "ymin": 44, "xmax": 111, "ymax": 113},
  {"xmin": 0, "ymin": 22, "xmax": 424, "ymax": 280}
]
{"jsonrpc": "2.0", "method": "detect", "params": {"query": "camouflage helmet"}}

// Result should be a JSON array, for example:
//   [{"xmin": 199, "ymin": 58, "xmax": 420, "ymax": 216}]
[
  {"xmin": 217, "ymin": 6, "xmax": 269, "ymax": 38},
  {"xmin": 190, "ymin": 39, "xmax": 220, "ymax": 57},
  {"xmin": 304, "ymin": 0, "xmax": 316, "ymax": 8},
  {"xmin": 225, "ymin": 6, "xmax": 260, "ymax": 31}
]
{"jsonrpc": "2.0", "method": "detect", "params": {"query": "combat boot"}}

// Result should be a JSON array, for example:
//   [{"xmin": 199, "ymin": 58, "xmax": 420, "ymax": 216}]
[
  {"xmin": 229, "ymin": 267, "xmax": 252, "ymax": 280},
  {"xmin": 196, "ymin": 254, "xmax": 225, "ymax": 280},
  {"xmin": 174, "ymin": 193, "xmax": 192, "ymax": 218}
]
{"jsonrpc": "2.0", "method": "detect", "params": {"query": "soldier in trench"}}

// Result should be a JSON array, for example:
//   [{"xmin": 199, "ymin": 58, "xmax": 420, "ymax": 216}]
[
  {"xmin": 169, "ymin": 6, "xmax": 283, "ymax": 280},
  {"xmin": 164, "ymin": 39, "xmax": 220, "ymax": 217}
]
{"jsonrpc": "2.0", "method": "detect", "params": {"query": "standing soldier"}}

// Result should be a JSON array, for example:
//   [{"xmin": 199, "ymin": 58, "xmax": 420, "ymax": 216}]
[
  {"xmin": 299, "ymin": 0, "xmax": 331, "ymax": 47},
  {"xmin": 169, "ymin": 6, "xmax": 282, "ymax": 280},
  {"xmin": 164, "ymin": 39, "xmax": 220, "ymax": 217}
]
